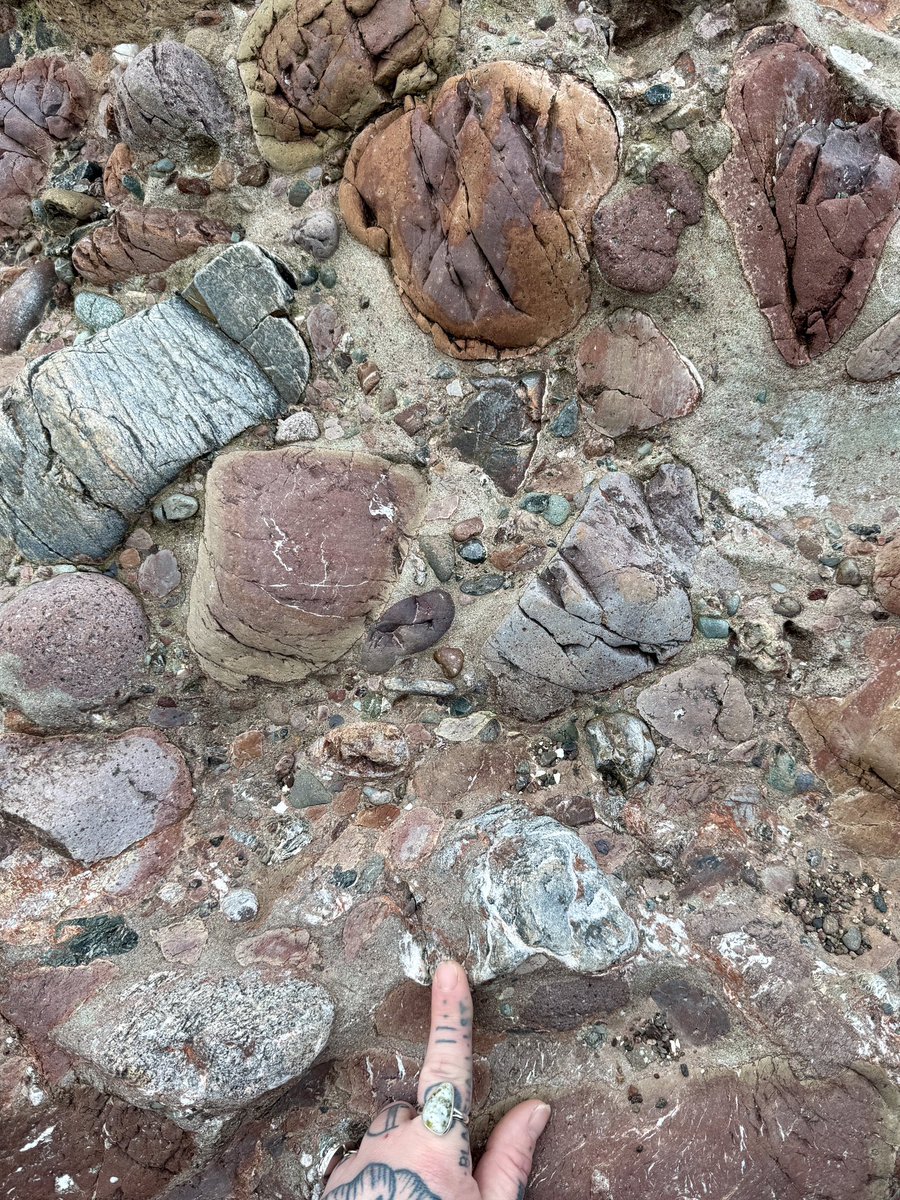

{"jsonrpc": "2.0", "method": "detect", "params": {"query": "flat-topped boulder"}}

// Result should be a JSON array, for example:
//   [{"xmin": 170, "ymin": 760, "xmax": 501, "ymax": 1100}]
[{"xmin": 187, "ymin": 448, "xmax": 423, "ymax": 686}]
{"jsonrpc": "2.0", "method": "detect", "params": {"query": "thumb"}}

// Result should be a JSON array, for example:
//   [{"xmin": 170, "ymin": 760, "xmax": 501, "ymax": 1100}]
[{"xmin": 474, "ymin": 1100, "xmax": 551, "ymax": 1200}]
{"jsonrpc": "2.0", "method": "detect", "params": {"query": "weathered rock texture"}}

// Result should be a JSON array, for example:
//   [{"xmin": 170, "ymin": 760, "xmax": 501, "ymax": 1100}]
[
  {"xmin": 593, "ymin": 163, "xmax": 703, "ymax": 293},
  {"xmin": 0, "ymin": 259, "xmax": 56, "ymax": 353},
  {"xmin": 0, "ymin": 573, "xmax": 148, "ymax": 727},
  {"xmin": 183, "ymin": 241, "xmax": 310, "ymax": 404},
  {"xmin": 0, "ymin": 728, "xmax": 192, "ymax": 864},
  {"xmin": 637, "ymin": 657, "xmax": 755, "ymax": 752},
  {"xmin": 187, "ymin": 449, "xmax": 423, "ymax": 686},
  {"xmin": 340, "ymin": 63, "xmax": 619, "ymax": 358},
  {"xmin": 426, "ymin": 804, "xmax": 638, "ymax": 983},
  {"xmin": 0, "ymin": 56, "xmax": 89, "ymax": 237},
  {"xmin": 449, "ymin": 373, "xmax": 543, "ymax": 494},
  {"xmin": 791, "ymin": 630, "xmax": 900, "ymax": 794},
  {"xmin": 114, "ymin": 42, "xmax": 232, "ymax": 156},
  {"xmin": 360, "ymin": 589, "xmax": 455, "ymax": 673},
  {"xmin": 72, "ymin": 207, "xmax": 233, "ymax": 285},
  {"xmin": 238, "ymin": 0, "xmax": 461, "ymax": 171},
  {"xmin": 874, "ymin": 538, "xmax": 900, "ymax": 615},
  {"xmin": 54, "ymin": 972, "xmax": 334, "ymax": 1126},
  {"xmin": 486, "ymin": 466, "xmax": 701, "ymax": 721},
  {"xmin": 576, "ymin": 309, "xmax": 703, "ymax": 437},
  {"xmin": 846, "ymin": 310, "xmax": 900, "ymax": 381},
  {"xmin": 30, "ymin": 0, "xmax": 205, "ymax": 44},
  {"xmin": 0, "ymin": 298, "xmax": 287, "ymax": 562},
  {"xmin": 710, "ymin": 24, "xmax": 900, "ymax": 366}
]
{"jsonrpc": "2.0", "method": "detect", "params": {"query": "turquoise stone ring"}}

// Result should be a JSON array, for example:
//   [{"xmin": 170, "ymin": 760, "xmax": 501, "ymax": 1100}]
[{"xmin": 419, "ymin": 1082, "xmax": 468, "ymax": 1135}]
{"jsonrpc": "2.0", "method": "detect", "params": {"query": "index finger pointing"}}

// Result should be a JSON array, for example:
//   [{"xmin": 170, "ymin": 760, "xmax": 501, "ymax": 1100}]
[{"xmin": 417, "ymin": 960, "xmax": 474, "ymax": 1116}]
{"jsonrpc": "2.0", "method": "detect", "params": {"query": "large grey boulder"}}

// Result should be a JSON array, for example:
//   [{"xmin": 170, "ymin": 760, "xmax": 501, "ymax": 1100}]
[
  {"xmin": 55, "ymin": 971, "xmax": 334, "ymax": 1129},
  {"xmin": 0, "ymin": 297, "xmax": 286, "ymax": 563},
  {"xmin": 424, "ymin": 804, "xmax": 638, "ymax": 984},
  {"xmin": 486, "ymin": 465, "xmax": 701, "ymax": 721}
]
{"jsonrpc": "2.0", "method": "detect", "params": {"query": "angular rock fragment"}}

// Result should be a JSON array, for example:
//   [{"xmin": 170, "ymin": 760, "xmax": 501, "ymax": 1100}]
[
  {"xmin": 846, "ymin": 311, "xmax": 900, "ymax": 382},
  {"xmin": 0, "ymin": 57, "xmax": 90, "ymax": 237},
  {"xmin": 187, "ymin": 449, "xmax": 422, "ymax": 686},
  {"xmin": 486, "ymin": 466, "xmax": 700, "ymax": 721},
  {"xmin": 791, "ymin": 631, "xmax": 900, "ymax": 794},
  {"xmin": 0, "ymin": 728, "xmax": 192, "ymax": 864},
  {"xmin": 183, "ymin": 242, "xmax": 310, "ymax": 403},
  {"xmin": 593, "ymin": 163, "xmax": 703, "ymax": 293},
  {"xmin": 0, "ymin": 573, "xmax": 148, "ymax": 727},
  {"xmin": 873, "ymin": 538, "xmax": 900, "ymax": 615},
  {"xmin": 72, "ymin": 207, "xmax": 232, "ymax": 285},
  {"xmin": 361, "ymin": 589, "xmax": 455, "ymax": 673},
  {"xmin": 710, "ymin": 24, "xmax": 900, "ymax": 366},
  {"xmin": 0, "ymin": 298, "xmax": 287, "ymax": 562},
  {"xmin": 585, "ymin": 712, "xmax": 655, "ymax": 789},
  {"xmin": 576, "ymin": 309, "xmax": 703, "ymax": 437},
  {"xmin": 636, "ymin": 657, "xmax": 754, "ymax": 752},
  {"xmin": 340, "ymin": 63, "xmax": 619, "ymax": 359},
  {"xmin": 102, "ymin": 141, "xmax": 137, "ymax": 208},
  {"xmin": 113, "ymin": 42, "xmax": 232, "ymax": 155},
  {"xmin": 314, "ymin": 721, "xmax": 411, "ymax": 780},
  {"xmin": 425, "ymin": 803, "xmax": 638, "ymax": 983},
  {"xmin": 449, "ymin": 374, "xmax": 543, "ymax": 495},
  {"xmin": 0, "ymin": 259, "xmax": 56, "ymax": 353},
  {"xmin": 54, "ymin": 972, "xmax": 334, "ymax": 1126},
  {"xmin": 238, "ymin": 0, "xmax": 461, "ymax": 171}
]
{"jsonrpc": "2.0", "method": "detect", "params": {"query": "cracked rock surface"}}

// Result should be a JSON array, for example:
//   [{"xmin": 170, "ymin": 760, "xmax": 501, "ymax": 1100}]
[
  {"xmin": 238, "ymin": 0, "xmax": 461, "ymax": 171},
  {"xmin": 0, "ymin": 56, "xmax": 89, "ymax": 237},
  {"xmin": 72, "ymin": 207, "xmax": 233, "ymax": 285},
  {"xmin": 340, "ymin": 62, "xmax": 619, "ymax": 358},
  {"xmin": 710, "ymin": 23, "xmax": 900, "ymax": 366},
  {"xmin": 113, "ymin": 42, "xmax": 233, "ymax": 157},
  {"xmin": 486, "ymin": 466, "xmax": 700, "ymax": 721},
  {"xmin": 577, "ymin": 308, "xmax": 703, "ymax": 437},
  {"xmin": 187, "ymin": 448, "xmax": 423, "ymax": 685},
  {"xmin": 0, "ymin": 297, "xmax": 286, "ymax": 562}
]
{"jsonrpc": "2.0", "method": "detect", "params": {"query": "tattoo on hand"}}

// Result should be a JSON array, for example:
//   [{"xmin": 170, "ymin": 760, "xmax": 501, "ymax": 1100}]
[
  {"xmin": 366, "ymin": 1103, "xmax": 412, "ymax": 1138},
  {"xmin": 328, "ymin": 1163, "xmax": 441, "ymax": 1200}
]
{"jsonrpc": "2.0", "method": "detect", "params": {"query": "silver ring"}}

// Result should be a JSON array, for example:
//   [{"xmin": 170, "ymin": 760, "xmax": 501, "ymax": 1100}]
[{"xmin": 418, "ymin": 1082, "xmax": 469, "ymax": 1136}]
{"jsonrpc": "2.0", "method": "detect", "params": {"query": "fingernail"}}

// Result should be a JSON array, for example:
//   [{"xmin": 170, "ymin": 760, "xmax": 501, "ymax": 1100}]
[
  {"xmin": 528, "ymin": 1103, "xmax": 551, "ymax": 1137},
  {"xmin": 434, "ymin": 961, "xmax": 460, "ymax": 991}
]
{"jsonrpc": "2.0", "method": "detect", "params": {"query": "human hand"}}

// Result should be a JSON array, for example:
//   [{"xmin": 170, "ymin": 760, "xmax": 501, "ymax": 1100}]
[{"xmin": 322, "ymin": 961, "xmax": 550, "ymax": 1200}]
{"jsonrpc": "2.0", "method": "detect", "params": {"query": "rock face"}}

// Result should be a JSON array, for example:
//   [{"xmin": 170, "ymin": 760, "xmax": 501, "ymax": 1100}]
[
  {"xmin": 187, "ymin": 449, "xmax": 422, "ymax": 686},
  {"xmin": 0, "ymin": 573, "xmax": 148, "ymax": 727},
  {"xmin": 449, "ymin": 373, "xmax": 543, "ymax": 495},
  {"xmin": 72, "ymin": 207, "xmax": 232, "ymax": 285},
  {"xmin": 576, "ymin": 309, "xmax": 703, "ymax": 438},
  {"xmin": 31, "ymin": 0, "xmax": 204, "ymax": 44},
  {"xmin": 791, "ymin": 630, "xmax": 900, "ymax": 794},
  {"xmin": 533, "ymin": 1062, "xmax": 898, "ymax": 1200},
  {"xmin": 340, "ymin": 63, "xmax": 619, "ymax": 359},
  {"xmin": 114, "ymin": 42, "xmax": 232, "ymax": 155},
  {"xmin": 593, "ymin": 163, "xmax": 703, "ymax": 293},
  {"xmin": 874, "ymin": 538, "xmax": 900, "ymax": 614},
  {"xmin": 0, "ymin": 297, "xmax": 288, "ymax": 563},
  {"xmin": 486, "ymin": 466, "xmax": 700, "ymax": 721},
  {"xmin": 426, "ymin": 804, "xmax": 638, "ymax": 984},
  {"xmin": 0, "ymin": 260, "xmax": 56, "ymax": 353},
  {"xmin": 637, "ymin": 658, "xmax": 755, "ymax": 751},
  {"xmin": 710, "ymin": 24, "xmax": 900, "ymax": 366},
  {"xmin": 0, "ymin": 56, "xmax": 90, "ymax": 238},
  {"xmin": 846, "ymin": 311, "xmax": 900, "ymax": 381},
  {"xmin": 0, "ymin": 728, "xmax": 192, "ymax": 864},
  {"xmin": 54, "ymin": 972, "xmax": 334, "ymax": 1126},
  {"xmin": 238, "ymin": 0, "xmax": 461, "ymax": 171},
  {"xmin": 360, "ymin": 589, "xmax": 455, "ymax": 673},
  {"xmin": 183, "ymin": 242, "xmax": 310, "ymax": 404}
]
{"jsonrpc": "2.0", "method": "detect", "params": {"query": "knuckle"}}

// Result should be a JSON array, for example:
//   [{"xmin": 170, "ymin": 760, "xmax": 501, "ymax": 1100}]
[{"xmin": 424, "ymin": 1055, "xmax": 466, "ymax": 1083}]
